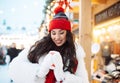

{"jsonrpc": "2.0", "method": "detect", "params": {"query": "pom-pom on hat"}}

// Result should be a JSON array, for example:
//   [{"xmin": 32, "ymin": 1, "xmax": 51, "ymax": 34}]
[{"xmin": 49, "ymin": 6, "xmax": 71, "ymax": 32}]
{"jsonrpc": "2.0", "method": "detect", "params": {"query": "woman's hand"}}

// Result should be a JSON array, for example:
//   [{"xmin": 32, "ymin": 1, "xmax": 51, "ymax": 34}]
[
  {"xmin": 36, "ymin": 52, "xmax": 53, "ymax": 78},
  {"xmin": 49, "ymin": 51, "xmax": 65, "ymax": 82},
  {"xmin": 36, "ymin": 51, "xmax": 65, "ymax": 81}
]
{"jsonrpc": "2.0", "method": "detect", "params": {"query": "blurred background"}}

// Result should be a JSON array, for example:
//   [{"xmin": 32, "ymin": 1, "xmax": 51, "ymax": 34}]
[
  {"xmin": 0, "ymin": 0, "xmax": 46, "ymax": 48},
  {"xmin": 0, "ymin": 0, "xmax": 46, "ymax": 82}
]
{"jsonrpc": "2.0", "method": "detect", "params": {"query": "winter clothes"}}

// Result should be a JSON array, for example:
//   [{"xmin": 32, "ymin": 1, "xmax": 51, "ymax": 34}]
[{"xmin": 8, "ymin": 43, "xmax": 89, "ymax": 83}]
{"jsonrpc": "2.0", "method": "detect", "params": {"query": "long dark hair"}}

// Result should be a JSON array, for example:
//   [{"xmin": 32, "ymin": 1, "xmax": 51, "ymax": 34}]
[{"xmin": 28, "ymin": 31, "xmax": 77, "ymax": 73}]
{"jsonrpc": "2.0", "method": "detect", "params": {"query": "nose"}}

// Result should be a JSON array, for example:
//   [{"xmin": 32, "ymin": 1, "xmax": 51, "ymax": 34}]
[{"xmin": 55, "ymin": 34, "xmax": 60, "ymax": 40}]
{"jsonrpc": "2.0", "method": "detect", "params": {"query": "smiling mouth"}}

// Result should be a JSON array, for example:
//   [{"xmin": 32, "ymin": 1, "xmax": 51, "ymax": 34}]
[{"xmin": 55, "ymin": 41, "xmax": 62, "ymax": 44}]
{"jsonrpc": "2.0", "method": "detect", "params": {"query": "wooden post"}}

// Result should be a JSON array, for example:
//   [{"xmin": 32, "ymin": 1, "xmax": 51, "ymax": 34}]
[{"xmin": 79, "ymin": 0, "xmax": 92, "ymax": 82}]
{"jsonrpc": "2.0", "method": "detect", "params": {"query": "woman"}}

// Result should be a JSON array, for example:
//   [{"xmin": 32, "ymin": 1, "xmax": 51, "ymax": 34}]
[{"xmin": 8, "ymin": 6, "xmax": 89, "ymax": 83}]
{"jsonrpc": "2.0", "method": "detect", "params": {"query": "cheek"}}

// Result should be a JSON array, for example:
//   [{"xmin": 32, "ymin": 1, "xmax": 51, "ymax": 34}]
[
  {"xmin": 62, "ymin": 35, "xmax": 67, "ymax": 42},
  {"xmin": 51, "ymin": 35, "xmax": 54, "ymax": 40}
]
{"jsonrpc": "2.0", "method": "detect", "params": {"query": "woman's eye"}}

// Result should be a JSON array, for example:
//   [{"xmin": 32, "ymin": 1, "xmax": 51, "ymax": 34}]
[
  {"xmin": 60, "ymin": 31, "xmax": 64, "ymax": 34},
  {"xmin": 51, "ymin": 32, "xmax": 56, "ymax": 35}
]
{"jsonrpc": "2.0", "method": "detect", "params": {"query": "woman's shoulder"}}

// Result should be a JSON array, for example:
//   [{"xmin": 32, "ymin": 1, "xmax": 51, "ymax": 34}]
[
  {"xmin": 18, "ymin": 47, "xmax": 30, "ymax": 56},
  {"xmin": 10, "ymin": 47, "xmax": 31, "ymax": 63},
  {"xmin": 74, "ymin": 42, "xmax": 86, "ymax": 58}
]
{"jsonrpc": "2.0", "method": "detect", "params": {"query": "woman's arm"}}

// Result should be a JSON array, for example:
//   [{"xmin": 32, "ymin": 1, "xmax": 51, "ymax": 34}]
[
  {"xmin": 8, "ymin": 48, "xmax": 45, "ymax": 83},
  {"xmin": 73, "ymin": 56, "xmax": 89, "ymax": 83},
  {"xmin": 62, "ymin": 56, "xmax": 89, "ymax": 83},
  {"xmin": 73, "ymin": 43, "xmax": 89, "ymax": 83}
]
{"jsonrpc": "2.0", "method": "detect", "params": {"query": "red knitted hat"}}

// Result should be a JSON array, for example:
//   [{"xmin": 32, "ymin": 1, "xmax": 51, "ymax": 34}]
[{"xmin": 49, "ymin": 6, "xmax": 71, "ymax": 32}]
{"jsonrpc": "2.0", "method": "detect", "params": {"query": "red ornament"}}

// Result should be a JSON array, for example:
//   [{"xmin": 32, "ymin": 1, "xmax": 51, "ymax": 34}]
[{"xmin": 57, "ymin": 0, "xmax": 73, "ymax": 11}]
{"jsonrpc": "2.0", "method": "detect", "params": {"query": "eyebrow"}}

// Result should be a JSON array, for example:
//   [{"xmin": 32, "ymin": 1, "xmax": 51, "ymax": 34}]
[{"xmin": 52, "ymin": 30, "xmax": 65, "ymax": 32}]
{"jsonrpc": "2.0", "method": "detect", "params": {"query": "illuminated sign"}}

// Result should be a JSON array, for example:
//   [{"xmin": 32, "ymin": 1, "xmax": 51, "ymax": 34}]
[{"xmin": 95, "ymin": 1, "xmax": 120, "ymax": 24}]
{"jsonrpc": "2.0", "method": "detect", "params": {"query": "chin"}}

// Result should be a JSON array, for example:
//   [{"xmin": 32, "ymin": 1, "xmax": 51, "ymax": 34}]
[{"xmin": 55, "ymin": 43, "xmax": 64, "ymax": 47}]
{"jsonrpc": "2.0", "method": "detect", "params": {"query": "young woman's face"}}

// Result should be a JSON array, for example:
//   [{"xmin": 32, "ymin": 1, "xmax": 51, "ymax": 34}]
[{"xmin": 51, "ymin": 29, "xmax": 67, "ymax": 46}]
